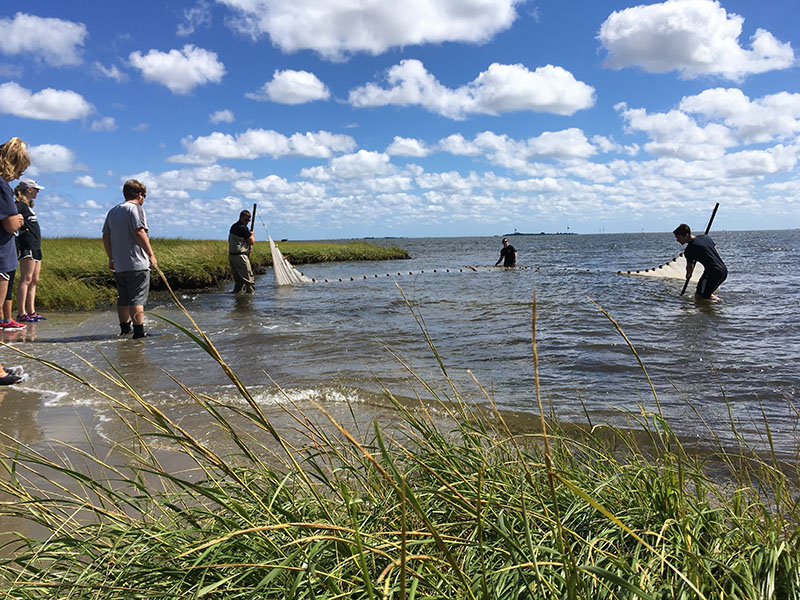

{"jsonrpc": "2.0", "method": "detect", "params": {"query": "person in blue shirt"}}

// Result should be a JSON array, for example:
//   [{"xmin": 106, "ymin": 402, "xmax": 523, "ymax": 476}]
[
  {"xmin": 674, "ymin": 223, "xmax": 727, "ymax": 301},
  {"xmin": 0, "ymin": 138, "xmax": 29, "ymax": 384}
]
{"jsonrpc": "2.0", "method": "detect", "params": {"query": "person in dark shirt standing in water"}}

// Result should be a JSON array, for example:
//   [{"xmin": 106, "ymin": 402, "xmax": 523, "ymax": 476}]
[
  {"xmin": 495, "ymin": 237, "xmax": 517, "ymax": 267},
  {"xmin": 228, "ymin": 210, "xmax": 255, "ymax": 293},
  {"xmin": 673, "ymin": 223, "xmax": 727, "ymax": 301}
]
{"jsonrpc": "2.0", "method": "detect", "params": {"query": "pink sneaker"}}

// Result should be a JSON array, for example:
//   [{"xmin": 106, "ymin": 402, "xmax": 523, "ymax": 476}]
[{"xmin": 1, "ymin": 319, "xmax": 26, "ymax": 330}]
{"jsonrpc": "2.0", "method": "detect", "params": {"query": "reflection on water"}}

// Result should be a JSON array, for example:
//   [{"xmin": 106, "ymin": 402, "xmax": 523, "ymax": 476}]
[
  {"xmin": 0, "ymin": 230, "xmax": 796, "ymax": 459},
  {"xmin": 0, "ymin": 388, "xmax": 41, "ymax": 447}
]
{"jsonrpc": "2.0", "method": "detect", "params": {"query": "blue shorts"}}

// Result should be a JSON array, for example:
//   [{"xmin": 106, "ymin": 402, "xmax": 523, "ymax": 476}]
[{"xmin": 115, "ymin": 270, "xmax": 150, "ymax": 307}]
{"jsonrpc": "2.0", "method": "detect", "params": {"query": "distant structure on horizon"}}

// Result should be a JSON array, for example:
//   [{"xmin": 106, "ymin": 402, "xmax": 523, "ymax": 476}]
[{"xmin": 503, "ymin": 231, "xmax": 577, "ymax": 236}]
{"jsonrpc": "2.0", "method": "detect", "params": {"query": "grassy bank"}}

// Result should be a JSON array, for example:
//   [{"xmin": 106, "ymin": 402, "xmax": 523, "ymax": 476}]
[
  {"xmin": 0, "ymin": 295, "xmax": 798, "ymax": 598},
  {"xmin": 32, "ymin": 237, "xmax": 409, "ymax": 311}
]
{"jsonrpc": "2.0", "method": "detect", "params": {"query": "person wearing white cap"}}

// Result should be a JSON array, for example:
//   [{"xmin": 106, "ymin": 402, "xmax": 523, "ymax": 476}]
[{"xmin": 14, "ymin": 179, "xmax": 46, "ymax": 322}]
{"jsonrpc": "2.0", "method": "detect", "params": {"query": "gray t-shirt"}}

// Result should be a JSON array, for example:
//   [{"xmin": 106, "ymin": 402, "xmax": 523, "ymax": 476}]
[{"xmin": 102, "ymin": 201, "xmax": 150, "ymax": 272}]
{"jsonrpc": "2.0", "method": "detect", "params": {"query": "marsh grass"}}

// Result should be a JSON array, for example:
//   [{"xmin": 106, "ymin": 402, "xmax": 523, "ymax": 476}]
[
  {"xmin": 33, "ymin": 238, "xmax": 409, "ymax": 310},
  {"xmin": 0, "ymin": 277, "xmax": 798, "ymax": 598}
]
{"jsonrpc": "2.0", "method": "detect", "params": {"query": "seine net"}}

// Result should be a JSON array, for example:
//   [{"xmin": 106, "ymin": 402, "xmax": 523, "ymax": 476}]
[
  {"xmin": 619, "ymin": 252, "xmax": 703, "ymax": 281},
  {"xmin": 269, "ymin": 235, "xmax": 311, "ymax": 286}
]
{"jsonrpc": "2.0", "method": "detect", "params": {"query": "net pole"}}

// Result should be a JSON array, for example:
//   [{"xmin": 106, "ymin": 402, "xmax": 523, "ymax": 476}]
[{"xmin": 680, "ymin": 202, "xmax": 719, "ymax": 296}]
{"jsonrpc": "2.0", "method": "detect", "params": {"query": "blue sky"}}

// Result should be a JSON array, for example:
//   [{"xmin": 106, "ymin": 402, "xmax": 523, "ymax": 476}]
[{"xmin": 2, "ymin": 0, "xmax": 799, "ymax": 239}]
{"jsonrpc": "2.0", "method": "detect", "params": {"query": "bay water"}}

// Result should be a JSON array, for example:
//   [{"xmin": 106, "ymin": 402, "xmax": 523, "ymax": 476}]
[{"xmin": 2, "ymin": 230, "xmax": 798, "ymax": 459}]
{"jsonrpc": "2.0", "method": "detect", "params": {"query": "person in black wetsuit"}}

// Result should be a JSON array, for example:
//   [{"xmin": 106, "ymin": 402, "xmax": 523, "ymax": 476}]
[
  {"xmin": 494, "ymin": 238, "xmax": 517, "ymax": 267},
  {"xmin": 228, "ymin": 210, "xmax": 255, "ymax": 293},
  {"xmin": 673, "ymin": 223, "xmax": 727, "ymax": 300}
]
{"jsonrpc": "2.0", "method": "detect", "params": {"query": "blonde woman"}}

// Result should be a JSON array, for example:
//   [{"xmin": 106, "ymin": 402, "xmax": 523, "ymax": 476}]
[
  {"xmin": 0, "ymin": 138, "xmax": 28, "ymax": 384},
  {"xmin": 14, "ymin": 179, "xmax": 45, "ymax": 322}
]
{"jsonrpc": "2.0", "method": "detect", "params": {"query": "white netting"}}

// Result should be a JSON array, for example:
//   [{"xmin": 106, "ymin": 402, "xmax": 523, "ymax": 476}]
[
  {"xmin": 270, "ymin": 236, "xmax": 311, "ymax": 286},
  {"xmin": 619, "ymin": 252, "xmax": 704, "ymax": 281}
]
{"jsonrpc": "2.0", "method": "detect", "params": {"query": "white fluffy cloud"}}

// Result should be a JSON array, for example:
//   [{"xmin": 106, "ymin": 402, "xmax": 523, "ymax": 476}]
[
  {"xmin": 94, "ymin": 62, "xmax": 128, "ymax": 82},
  {"xmin": 217, "ymin": 0, "xmax": 519, "ymax": 60},
  {"xmin": 247, "ymin": 69, "xmax": 330, "ymax": 104},
  {"xmin": 170, "ymin": 129, "xmax": 356, "ymax": 163},
  {"xmin": 617, "ymin": 104, "xmax": 736, "ymax": 160},
  {"xmin": 27, "ymin": 144, "xmax": 79, "ymax": 174},
  {"xmin": 0, "ymin": 82, "xmax": 93, "ymax": 121},
  {"xmin": 210, "ymin": 109, "xmax": 235, "ymax": 123},
  {"xmin": 348, "ymin": 60, "xmax": 594, "ymax": 119},
  {"xmin": 0, "ymin": 13, "xmax": 87, "ymax": 67},
  {"xmin": 90, "ymin": 117, "xmax": 117, "ymax": 132},
  {"xmin": 386, "ymin": 137, "xmax": 430, "ymax": 157},
  {"xmin": 74, "ymin": 175, "xmax": 106, "ymax": 188},
  {"xmin": 232, "ymin": 175, "xmax": 326, "ymax": 199},
  {"xmin": 331, "ymin": 151, "xmax": 391, "ymax": 178},
  {"xmin": 177, "ymin": 1, "xmax": 213, "ymax": 36},
  {"xmin": 679, "ymin": 88, "xmax": 800, "ymax": 144},
  {"xmin": 434, "ymin": 129, "xmax": 596, "ymax": 172},
  {"xmin": 125, "ymin": 165, "xmax": 252, "ymax": 195},
  {"xmin": 599, "ymin": 0, "xmax": 795, "ymax": 80},
  {"xmin": 129, "ymin": 45, "xmax": 226, "ymax": 94}
]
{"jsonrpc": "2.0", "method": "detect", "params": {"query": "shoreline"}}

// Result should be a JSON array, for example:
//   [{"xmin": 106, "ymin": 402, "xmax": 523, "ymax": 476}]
[{"xmin": 34, "ymin": 238, "xmax": 410, "ymax": 311}]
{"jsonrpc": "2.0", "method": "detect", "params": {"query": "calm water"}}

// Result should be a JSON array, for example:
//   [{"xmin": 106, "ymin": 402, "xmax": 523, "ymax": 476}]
[{"xmin": 3, "ymin": 230, "xmax": 798, "ymax": 458}]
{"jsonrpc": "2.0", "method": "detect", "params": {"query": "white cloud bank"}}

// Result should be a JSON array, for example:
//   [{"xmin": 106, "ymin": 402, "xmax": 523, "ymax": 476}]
[
  {"xmin": 75, "ymin": 175, "xmax": 106, "ymax": 188},
  {"xmin": 0, "ymin": 82, "xmax": 93, "ymax": 121},
  {"xmin": 247, "ymin": 70, "xmax": 330, "ymax": 104},
  {"xmin": 599, "ymin": 0, "xmax": 795, "ymax": 80},
  {"xmin": 27, "ymin": 144, "xmax": 79, "ymax": 175},
  {"xmin": 129, "ymin": 45, "xmax": 226, "ymax": 94},
  {"xmin": 349, "ymin": 60, "xmax": 594, "ymax": 119},
  {"xmin": 216, "ymin": 0, "xmax": 520, "ymax": 60},
  {"xmin": 170, "ymin": 129, "xmax": 357, "ymax": 163},
  {"xmin": 0, "ymin": 13, "xmax": 87, "ymax": 67}
]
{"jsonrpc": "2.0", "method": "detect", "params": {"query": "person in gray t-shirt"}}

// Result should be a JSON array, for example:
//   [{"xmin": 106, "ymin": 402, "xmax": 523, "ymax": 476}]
[{"xmin": 102, "ymin": 179, "xmax": 157, "ymax": 338}]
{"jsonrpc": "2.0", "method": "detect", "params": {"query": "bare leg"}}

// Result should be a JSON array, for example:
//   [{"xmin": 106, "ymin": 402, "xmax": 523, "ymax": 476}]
[
  {"xmin": 25, "ymin": 260, "xmax": 41, "ymax": 315},
  {"xmin": 130, "ymin": 305, "xmax": 145, "ymax": 325},
  {"xmin": 0, "ymin": 278, "xmax": 9, "ymax": 321},
  {"xmin": 16, "ymin": 258, "xmax": 36, "ymax": 317},
  {"xmin": 117, "ymin": 306, "xmax": 132, "ymax": 324}
]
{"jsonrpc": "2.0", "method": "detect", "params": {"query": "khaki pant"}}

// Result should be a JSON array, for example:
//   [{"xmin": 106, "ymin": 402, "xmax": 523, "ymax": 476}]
[{"xmin": 229, "ymin": 254, "xmax": 255, "ymax": 293}]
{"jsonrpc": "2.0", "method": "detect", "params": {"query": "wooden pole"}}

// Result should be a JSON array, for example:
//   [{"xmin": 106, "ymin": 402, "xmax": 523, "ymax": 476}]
[{"xmin": 680, "ymin": 202, "xmax": 719, "ymax": 295}]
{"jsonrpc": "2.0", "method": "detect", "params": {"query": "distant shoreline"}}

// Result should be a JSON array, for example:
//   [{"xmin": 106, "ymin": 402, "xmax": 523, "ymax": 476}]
[{"xmin": 503, "ymin": 231, "xmax": 577, "ymax": 236}]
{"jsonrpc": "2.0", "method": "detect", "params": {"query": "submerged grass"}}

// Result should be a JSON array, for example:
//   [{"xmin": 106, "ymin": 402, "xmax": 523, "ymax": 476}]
[
  {"xmin": 34, "ymin": 237, "xmax": 409, "ymax": 310},
  {"xmin": 0, "ymin": 275, "xmax": 798, "ymax": 598}
]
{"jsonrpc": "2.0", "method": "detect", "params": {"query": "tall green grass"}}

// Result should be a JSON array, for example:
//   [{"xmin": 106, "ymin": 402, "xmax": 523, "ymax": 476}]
[
  {"xmin": 0, "ymin": 278, "xmax": 798, "ymax": 598},
  {"xmin": 33, "ymin": 238, "xmax": 409, "ymax": 310}
]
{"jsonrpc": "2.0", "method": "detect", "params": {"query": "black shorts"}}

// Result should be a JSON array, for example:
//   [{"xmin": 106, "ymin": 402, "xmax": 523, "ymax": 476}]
[
  {"xmin": 19, "ymin": 248, "xmax": 42, "ymax": 261},
  {"xmin": 696, "ymin": 268, "xmax": 727, "ymax": 299},
  {"xmin": 3, "ymin": 270, "xmax": 14, "ymax": 301}
]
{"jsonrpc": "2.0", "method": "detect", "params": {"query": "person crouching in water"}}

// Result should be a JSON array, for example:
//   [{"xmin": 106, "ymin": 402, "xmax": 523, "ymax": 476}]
[
  {"xmin": 673, "ymin": 223, "xmax": 727, "ymax": 301},
  {"xmin": 14, "ymin": 179, "xmax": 45, "ymax": 322},
  {"xmin": 0, "ymin": 138, "xmax": 29, "ymax": 384}
]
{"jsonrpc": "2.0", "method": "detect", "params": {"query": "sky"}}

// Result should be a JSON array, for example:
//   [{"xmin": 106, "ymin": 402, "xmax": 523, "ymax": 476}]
[{"xmin": 2, "ymin": 0, "xmax": 800, "ymax": 240}]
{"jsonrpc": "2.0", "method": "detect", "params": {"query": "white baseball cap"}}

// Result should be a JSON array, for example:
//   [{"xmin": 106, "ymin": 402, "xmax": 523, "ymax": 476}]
[{"xmin": 18, "ymin": 179, "xmax": 44, "ymax": 190}]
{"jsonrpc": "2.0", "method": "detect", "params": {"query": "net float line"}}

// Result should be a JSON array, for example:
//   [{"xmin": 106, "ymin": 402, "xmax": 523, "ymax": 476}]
[{"xmin": 292, "ymin": 264, "xmax": 537, "ymax": 283}]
